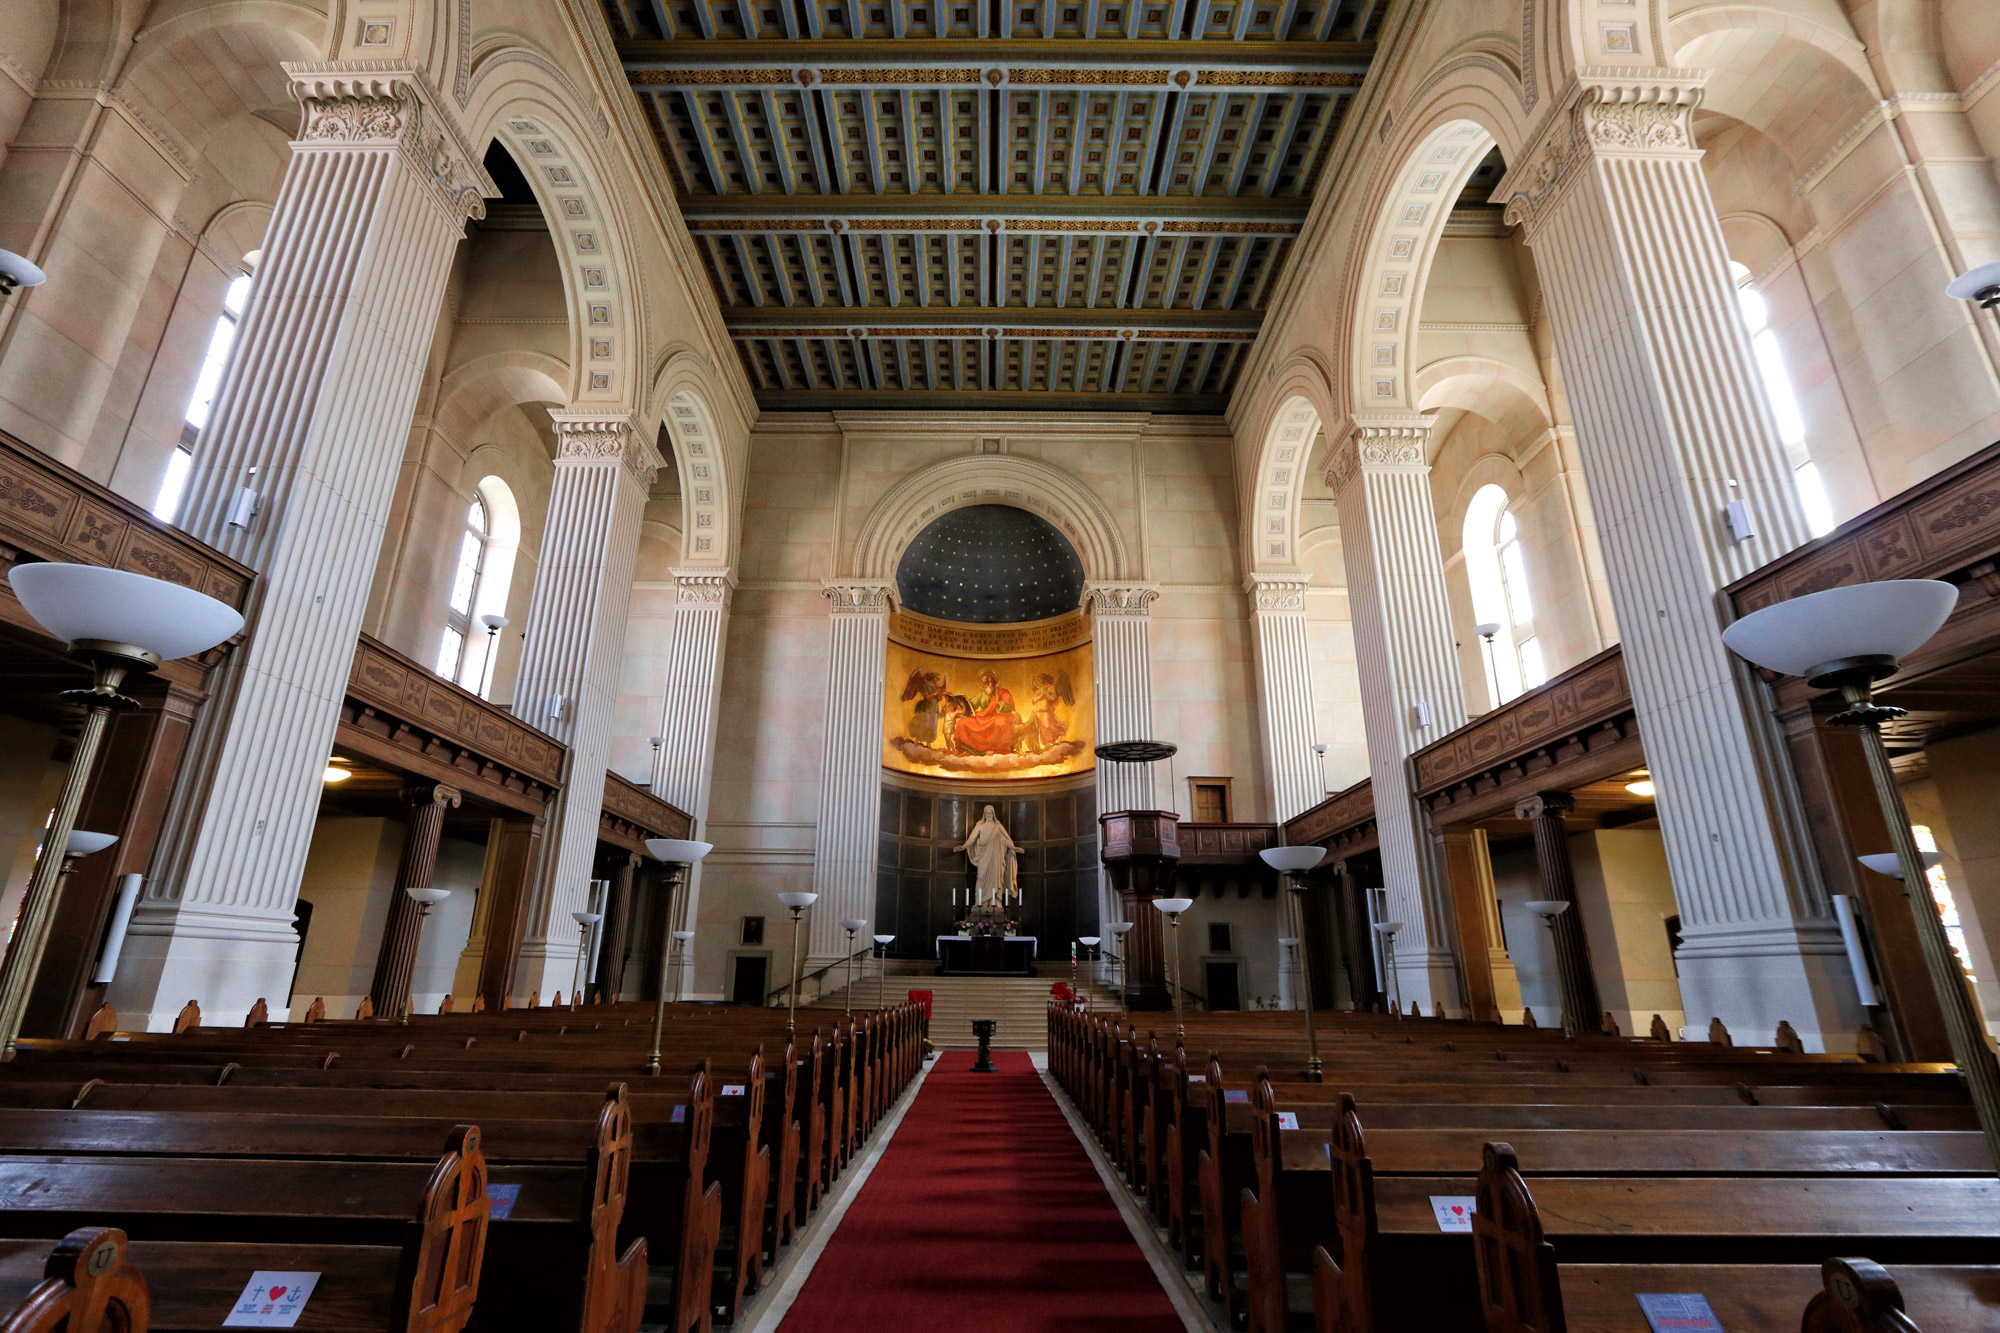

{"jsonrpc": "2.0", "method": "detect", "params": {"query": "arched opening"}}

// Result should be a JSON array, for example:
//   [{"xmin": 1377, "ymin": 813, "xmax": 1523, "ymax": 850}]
[
  {"xmin": 1462, "ymin": 482, "xmax": 1546, "ymax": 703},
  {"xmin": 436, "ymin": 476, "xmax": 523, "ymax": 697},
  {"xmin": 1729, "ymin": 260, "xmax": 1834, "ymax": 537},
  {"xmin": 152, "ymin": 250, "xmax": 259, "ymax": 523}
]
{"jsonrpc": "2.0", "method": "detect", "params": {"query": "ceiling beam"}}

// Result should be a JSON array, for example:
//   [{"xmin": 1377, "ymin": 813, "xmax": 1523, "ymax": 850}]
[
  {"xmin": 680, "ymin": 195, "xmax": 1307, "ymax": 222},
  {"xmin": 726, "ymin": 304, "xmax": 1263, "ymax": 330},
  {"xmin": 744, "ymin": 387, "xmax": 1232, "ymax": 412},
  {"xmin": 618, "ymin": 38, "xmax": 1374, "ymax": 69}
]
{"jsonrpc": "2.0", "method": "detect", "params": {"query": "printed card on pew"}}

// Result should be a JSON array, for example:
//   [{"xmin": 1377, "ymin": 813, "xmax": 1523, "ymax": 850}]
[
  {"xmin": 1429, "ymin": 1197, "xmax": 1476, "ymax": 1233},
  {"xmin": 222, "ymin": 1271, "xmax": 320, "ymax": 1328},
  {"xmin": 487, "ymin": 1182, "xmax": 521, "ymax": 1220},
  {"xmin": 1276, "ymin": 1112, "xmax": 1299, "ymax": 1130},
  {"xmin": 722, "ymin": 1084, "xmax": 746, "ymax": 1096},
  {"xmin": 1636, "ymin": 1294, "xmax": 1723, "ymax": 1332}
]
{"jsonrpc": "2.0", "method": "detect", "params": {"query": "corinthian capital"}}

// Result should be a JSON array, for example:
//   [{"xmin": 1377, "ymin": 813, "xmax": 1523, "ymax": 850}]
[
  {"xmin": 1501, "ymin": 71, "xmax": 1705, "ymax": 234},
  {"xmin": 1083, "ymin": 583, "xmax": 1160, "ymax": 617},
  {"xmin": 1323, "ymin": 416, "xmax": 1432, "ymax": 496},
  {"xmin": 822, "ymin": 580, "xmax": 896, "ymax": 615},
  {"xmin": 284, "ymin": 64, "xmax": 490, "ymax": 222},
  {"xmin": 549, "ymin": 412, "xmax": 659, "ymax": 490},
  {"xmin": 1244, "ymin": 575, "xmax": 1310, "ymax": 614}
]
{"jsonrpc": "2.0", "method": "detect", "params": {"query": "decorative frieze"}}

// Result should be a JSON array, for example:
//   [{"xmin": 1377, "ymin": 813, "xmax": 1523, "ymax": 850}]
[{"xmin": 1083, "ymin": 583, "xmax": 1160, "ymax": 617}]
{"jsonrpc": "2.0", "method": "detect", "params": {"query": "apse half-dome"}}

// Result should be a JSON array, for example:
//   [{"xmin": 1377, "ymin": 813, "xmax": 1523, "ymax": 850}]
[{"xmin": 895, "ymin": 504, "xmax": 1086, "ymax": 625}]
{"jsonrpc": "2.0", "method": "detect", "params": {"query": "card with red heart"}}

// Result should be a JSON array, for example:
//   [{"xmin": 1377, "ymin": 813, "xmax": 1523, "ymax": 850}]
[
  {"xmin": 1428, "ymin": 1196, "xmax": 1476, "ymax": 1233},
  {"xmin": 222, "ymin": 1270, "xmax": 321, "ymax": 1327}
]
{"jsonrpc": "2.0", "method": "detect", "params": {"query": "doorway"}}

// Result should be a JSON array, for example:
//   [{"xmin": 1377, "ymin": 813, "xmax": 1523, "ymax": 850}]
[
  {"xmin": 1204, "ymin": 960, "xmax": 1242, "ymax": 1011},
  {"xmin": 730, "ymin": 954, "xmax": 769, "ymax": 1006}
]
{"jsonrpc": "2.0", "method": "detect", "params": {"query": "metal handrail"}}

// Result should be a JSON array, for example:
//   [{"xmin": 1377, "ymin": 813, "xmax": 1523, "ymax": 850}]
[{"xmin": 766, "ymin": 944, "xmax": 875, "ymax": 1008}]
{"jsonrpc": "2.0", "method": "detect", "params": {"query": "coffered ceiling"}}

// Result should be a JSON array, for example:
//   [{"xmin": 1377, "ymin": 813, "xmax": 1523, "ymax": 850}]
[{"xmin": 600, "ymin": 0, "xmax": 1385, "ymax": 411}]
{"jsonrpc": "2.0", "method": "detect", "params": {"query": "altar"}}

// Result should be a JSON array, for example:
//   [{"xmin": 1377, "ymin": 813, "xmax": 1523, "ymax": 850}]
[{"xmin": 935, "ymin": 934, "xmax": 1039, "ymax": 976}]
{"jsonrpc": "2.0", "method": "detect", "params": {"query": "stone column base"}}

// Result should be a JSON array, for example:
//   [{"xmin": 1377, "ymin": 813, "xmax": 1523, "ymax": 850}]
[
  {"xmin": 1391, "ymin": 946, "xmax": 1461, "ymax": 1018},
  {"xmin": 107, "ymin": 912, "xmax": 300, "ymax": 1030},
  {"xmin": 1673, "ymin": 922, "xmax": 1863, "ymax": 1051}
]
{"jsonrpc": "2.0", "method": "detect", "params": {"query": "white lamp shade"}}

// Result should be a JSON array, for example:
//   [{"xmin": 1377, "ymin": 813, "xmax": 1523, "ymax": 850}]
[
  {"xmin": 672, "ymin": 929, "xmax": 697, "ymax": 941},
  {"xmin": 872, "ymin": 933, "xmax": 895, "ymax": 944},
  {"xmin": 1722, "ymin": 580, "xmax": 1959, "ymax": 678},
  {"xmin": 405, "ymin": 886, "xmax": 451, "ymax": 905},
  {"xmin": 0, "ymin": 249, "xmax": 47, "ymax": 288},
  {"xmin": 1858, "ymin": 851, "xmax": 1945, "ymax": 881},
  {"xmin": 840, "ymin": 917, "xmax": 868, "ymax": 932},
  {"xmin": 1474, "ymin": 621, "xmax": 1503, "ymax": 638},
  {"xmin": 1079, "ymin": 936, "xmax": 1101, "ymax": 947},
  {"xmin": 645, "ymin": 838, "xmax": 713, "ymax": 864},
  {"xmin": 1277, "ymin": 937, "xmax": 1298, "ymax": 947},
  {"xmin": 1154, "ymin": 897, "xmax": 1195, "ymax": 914},
  {"xmin": 1260, "ymin": 846, "xmax": 1325, "ymax": 874},
  {"xmin": 571, "ymin": 911, "xmax": 601, "ymax": 926},
  {"xmin": 478, "ymin": 613, "xmax": 509, "ymax": 632},
  {"xmin": 1947, "ymin": 261, "xmax": 2000, "ymax": 300},
  {"xmin": 10, "ymin": 563, "xmax": 244, "ymax": 661},
  {"xmin": 778, "ymin": 891, "xmax": 819, "ymax": 909},
  {"xmin": 1524, "ymin": 899, "xmax": 1571, "ymax": 918},
  {"xmin": 1107, "ymin": 922, "xmax": 1135, "ymax": 935},
  {"xmin": 1373, "ymin": 921, "xmax": 1404, "ymax": 935},
  {"xmin": 64, "ymin": 831, "xmax": 118, "ymax": 858}
]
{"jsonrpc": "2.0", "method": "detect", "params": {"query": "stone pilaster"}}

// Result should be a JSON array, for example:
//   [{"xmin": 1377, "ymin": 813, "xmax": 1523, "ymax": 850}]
[
  {"xmin": 1504, "ymin": 75, "xmax": 1859, "ymax": 1048},
  {"xmin": 651, "ymin": 566, "xmax": 733, "ymax": 986},
  {"xmin": 1246, "ymin": 576, "xmax": 1320, "ymax": 822},
  {"xmin": 809, "ymin": 581, "xmax": 895, "ymax": 961},
  {"xmin": 509, "ymin": 412, "xmax": 658, "ymax": 1002},
  {"xmin": 114, "ymin": 66, "xmax": 489, "ymax": 1030},
  {"xmin": 1326, "ymin": 415, "xmax": 1468, "ymax": 1015},
  {"xmin": 1084, "ymin": 583, "xmax": 1162, "ymax": 814}
]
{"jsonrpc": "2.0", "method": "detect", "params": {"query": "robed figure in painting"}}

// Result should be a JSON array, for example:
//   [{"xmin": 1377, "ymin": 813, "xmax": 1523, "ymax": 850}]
[
  {"xmin": 960, "ymin": 805, "xmax": 1019, "ymax": 906},
  {"xmin": 951, "ymin": 670, "xmax": 1018, "ymax": 755}
]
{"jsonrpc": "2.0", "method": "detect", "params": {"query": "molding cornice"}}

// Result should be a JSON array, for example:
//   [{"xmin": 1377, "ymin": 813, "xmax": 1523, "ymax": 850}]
[
  {"xmin": 1083, "ymin": 582, "xmax": 1161, "ymax": 616},
  {"xmin": 672, "ymin": 566, "xmax": 736, "ymax": 610},
  {"xmin": 1244, "ymin": 574, "xmax": 1311, "ymax": 613},
  {"xmin": 822, "ymin": 580, "xmax": 897, "ymax": 614},
  {"xmin": 284, "ymin": 63, "xmax": 493, "ymax": 223},
  {"xmin": 1324, "ymin": 414, "xmax": 1432, "ymax": 496},
  {"xmin": 1501, "ymin": 71, "xmax": 1706, "ymax": 236},
  {"xmin": 549, "ymin": 411, "xmax": 659, "ymax": 488}
]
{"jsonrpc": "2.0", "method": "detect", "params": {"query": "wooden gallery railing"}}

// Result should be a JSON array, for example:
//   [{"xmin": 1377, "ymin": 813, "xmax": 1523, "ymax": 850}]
[
  {"xmin": 0, "ymin": 430, "xmax": 254, "ymax": 1038},
  {"xmin": 1727, "ymin": 436, "xmax": 2000, "ymax": 1064}
]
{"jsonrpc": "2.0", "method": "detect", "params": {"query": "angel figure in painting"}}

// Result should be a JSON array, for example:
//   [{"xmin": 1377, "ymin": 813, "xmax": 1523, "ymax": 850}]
[
  {"xmin": 960, "ymin": 804, "xmax": 1019, "ymax": 907},
  {"xmin": 900, "ymin": 669, "xmax": 951, "ymax": 745},
  {"xmin": 1020, "ymin": 670, "xmax": 1075, "ymax": 751}
]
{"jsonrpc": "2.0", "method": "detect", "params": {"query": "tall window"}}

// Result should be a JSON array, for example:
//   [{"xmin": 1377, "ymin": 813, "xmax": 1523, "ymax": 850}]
[
  {"xmin": 1463, "ymin": 484, "xmax": 1543, "ymax": 705},
  {"xmin": 437, "ymin": 495, "xmax": 491, "ymax": 681},
  {"xmin": 154, "ymin": 254, "xmax": 258, "ymax": 523},
  {"xmin": 1732, "ymin": 262, "xmax": 1835, "ymax": 538},
  {"xmin": 1912, "ymin": 825, "xmax": 1975, "ymax": 983}
]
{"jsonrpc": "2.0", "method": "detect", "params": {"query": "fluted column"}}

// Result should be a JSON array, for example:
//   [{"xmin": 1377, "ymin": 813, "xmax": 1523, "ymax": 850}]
[
  {"xmin": 1327, "ymin": 417, "xmax": 1469, "ymax": 1015},
  {"xmin": 510, "ymin": 413, "xmax": 658, "ymax": 1001},
  {"xmin": 113, "ymin": 67, "xmax": 488, "ymax": 1030},
  {"xmin": 650, "ymin": 567, "xmax": 732, "ymax": 985},
  {"xmin": 1513, "ymin": 793, "xmax": 1600, "ymax": 1032},
  {"xmin": 371, "ymin": 785, "xmax": 461, "ymax": 1018},
  {"xmin": 592, "ymin": 853, "xmax": 640, "ymax": 1003},
  {"xmin": 1504, "ymin": 76, "xmax": 1856, "ymax": 1048},
  {"xmin": 810, "ymin": 581, "xmax": 894, "ymax": 961},
  {"xmin": 1246, "ymin": 576, "xmax": 1320, "ymax": 822},
  {"xmin": 1084, "ymin": 584, "xmax": 1161, "ymax": 814}
]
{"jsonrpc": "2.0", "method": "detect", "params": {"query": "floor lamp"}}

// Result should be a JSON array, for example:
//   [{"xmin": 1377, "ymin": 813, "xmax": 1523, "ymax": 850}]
[
  {"xmin": 1078, "ymin": 936, "xmax": 1100, "ymax": 1011},
  {"xmin": 642, "ymin": 837, "xmax": 712, "ymax": 1074},
  {"xmin": 873, "ymin": 933, "xmax": 895, "ymax": 1011},
  {"xmin": 776, "ymin": 892, "xmax": 818, "ymax": 1039},
  {"xmin": 1525, "ymin": 899, "xmax": 1574, "ymax": 1035},
  {"xmin": 670, "ymin": 929, "xmax": 696, "ymax": 1001},
  {"xmin": 477, "ymin": 614, "xmax": 508, "ymax": 699},
  {"xmin": 569, "ymin": 909, "xmax": 601, "ymax": 1007},
  {"xmin": 839, "ymin": 917, "xmax": 867, "ymax": 1017},
  {"xmin": 1262, "ymin": 845, "xmax": 1327, "ymax": 1081},
  {"xmin": 1475, "ymin": 621, "xmax": 1503, "ymax": 705},
  {"xmin": 402, "ymin": 887, "xmax": 451, "ymax": 1022},
  {"xmin": 0, "ymin": 563, "xmax": 243, "ymax": 1053},
  {"xmin": 1373, "ymin": 921, "xmax": 1404, "ymax": 1016},
  {"xmin": 1153, "ymin": 897, "xmax": 1194, "ymax": 1039},
  {"xmin": 1107, "ymin": 921, "xmax": 1133, "ymax": 1007},
  {"xmin": 1724, "ymin": 577, "xmax": 2000, "ymax": 1170}
]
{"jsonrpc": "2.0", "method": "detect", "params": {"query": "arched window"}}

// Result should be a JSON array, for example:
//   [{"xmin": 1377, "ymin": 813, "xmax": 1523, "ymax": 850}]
[
  {"xmin": 1732, "ymin": 261, "xmax": 1835, "ymax": 537},
  {"xmin": 1463, "ymin": 484, "xmax": 1543, "ymax": 705},
  {"xmin": 434, "ymin": 477, "xmax": 521, "ymax": 698},
  {"xmin": 153, "ymin": 252, "xmax": 258, "ymax": 523},
  {"xmin": 437, "ymin": 495, "xmax": 490, "ymax": 681}
]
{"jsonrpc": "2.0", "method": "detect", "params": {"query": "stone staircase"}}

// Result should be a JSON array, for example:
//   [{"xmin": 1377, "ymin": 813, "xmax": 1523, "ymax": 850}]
[{"xmin": 810, "ymin": 970, "xmax": 1122, "ymax": 1051}]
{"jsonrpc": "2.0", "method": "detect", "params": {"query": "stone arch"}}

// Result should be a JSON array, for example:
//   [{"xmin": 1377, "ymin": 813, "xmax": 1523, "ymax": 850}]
[
  {"xmin": 1668, "ymin": 7, "xmax": 1879, "ymax": 174},
  {"xmin": 463, "ymin": 62, "xmax": 649, "ymax": 411},
  {"xmin": 433, "ymin": 349, "xmax": 570, "ymax": 450},
  {"xmin": 1244, "ymin": 389, "xmax": 1328, "ymax": 576},
  {"xmin": 851, "ymin": 453, "xmax": 1132, "ymax": 583},
  {"xmin": 655, "ymin": 378, "xmax": 732, "ymax": 568},
  {"xmin": 115, "ymin": 0, "xmax": 326, "ymax": 157},
  {"xmin": 1414, "ymin": 355, "xmax": 1554, "ymax": 448},
  {"xmin": 1346, "ymin": 118, "xmax": 1506, "ymax": 415}
]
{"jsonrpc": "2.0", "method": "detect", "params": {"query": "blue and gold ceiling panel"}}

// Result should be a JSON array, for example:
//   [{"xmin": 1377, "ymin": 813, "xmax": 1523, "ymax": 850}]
[{"xmin": 610, "ymin": 0, "xmax": 1380, "ymax": 408}]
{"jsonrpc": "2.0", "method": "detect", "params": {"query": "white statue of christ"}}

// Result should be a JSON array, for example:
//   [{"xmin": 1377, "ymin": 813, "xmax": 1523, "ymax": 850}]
[{"xmin": 960, "ymin": 805, "xmax": 1019, "ymax": 907}]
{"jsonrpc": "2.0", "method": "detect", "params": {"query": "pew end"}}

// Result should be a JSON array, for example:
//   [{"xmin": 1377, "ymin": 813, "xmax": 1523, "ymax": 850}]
[{"xmin": 0, "ymin": 1228, "xmax": 149, "ymax": 1333}]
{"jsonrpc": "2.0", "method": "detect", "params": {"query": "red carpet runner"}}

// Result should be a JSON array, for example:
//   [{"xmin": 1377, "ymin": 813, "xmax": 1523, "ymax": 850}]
[{"xmin": 777, "ymin": 1050, "xmax": 1186, "ymax": 1332}]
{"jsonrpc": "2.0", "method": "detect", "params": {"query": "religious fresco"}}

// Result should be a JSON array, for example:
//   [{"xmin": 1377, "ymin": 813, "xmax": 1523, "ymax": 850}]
[{"xmin": 882, "ymin": 610, "xmax": 1095, "ymax": 781}]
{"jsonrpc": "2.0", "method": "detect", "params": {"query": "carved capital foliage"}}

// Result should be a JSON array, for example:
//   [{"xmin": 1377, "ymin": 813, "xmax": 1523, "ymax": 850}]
[
  {"xmin": 1246, "ymin": 576, "xmax": 1310, "ymax": 613},
  {"xmin": 1513, "ymin": 790, "xmax": 1578, "ymax": 822},
  {"xmin": 286, "ymin": 64, "xmax": 488, "ymax": 222},
  {"xmin": 403, "ymin": 783, "xmax": 464, "ymax": 811},
  {"xmin": 550, "ymin": 413, "xmax": 657, "ymax": 490},
  {"xmin": 1324, "ymin": 420, "xmax": 1431, "ymax": 496},
  {"xmin": 672, "ymin": 567, "xmax": 734, "ymax": 611},
  {"xmin": 822, "ymin": 580, "xmax": 896, "ymax": 615},
  {"xmin": 1502, "ymin": 72, "xmax": 1705, "ymax": 235},
  {"xmin": 1083, "ymin": 583, "xmax": 1161, "ymax": 616}
]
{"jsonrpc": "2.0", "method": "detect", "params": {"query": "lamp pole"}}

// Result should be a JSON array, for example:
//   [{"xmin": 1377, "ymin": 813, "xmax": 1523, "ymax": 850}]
[
  {"xmin": 1724, "ymin": 577, "xmax": 2000, "ymax": 1169},
  {"xmin": 1108, "ymin": 921, "xmax": 1134, "ymax": 1008},
  {"xmin": 873, "ymin": 934, "xmax": 895, "ymax": 1011},
  {"xmin": 1154, "ymin": 898, "xmax": 1194, "ymax": 1040},
  {"xmin": 641, "ymin": 837, "xmax": 712, "ymax": 1075},
  {"xmin": 477, "ymin": 614, "xmax": 508, "ymax": 700},
  {"xmin": 839, "ymin": 918, "xmax": 866, "ymax": 1018},
  {"xmin": 0, "ymin": 564, "xmax": 242, "ymax": 1054},
  {"xmin": 1374, "ymin": 922, "xmax": 1403, "ymax": 1016},
  {"xmin": 777, "ymin": 892, "xmax": 819, "ymax": 1040},
  {"xmin": 570, "ymin": 909, "xmax": 602, "ymax": 1008},
  {"xmin": 1261, "ymin": 846, "xmax": 1328, "ymax": 1081},
  {"xmin": 1526, "ymin": 900, "xmax": 1576, "ymax": 1035},
  {"xmin": 1475, "ymin": 622, "xmax": 1503, "ymax": 707}
]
